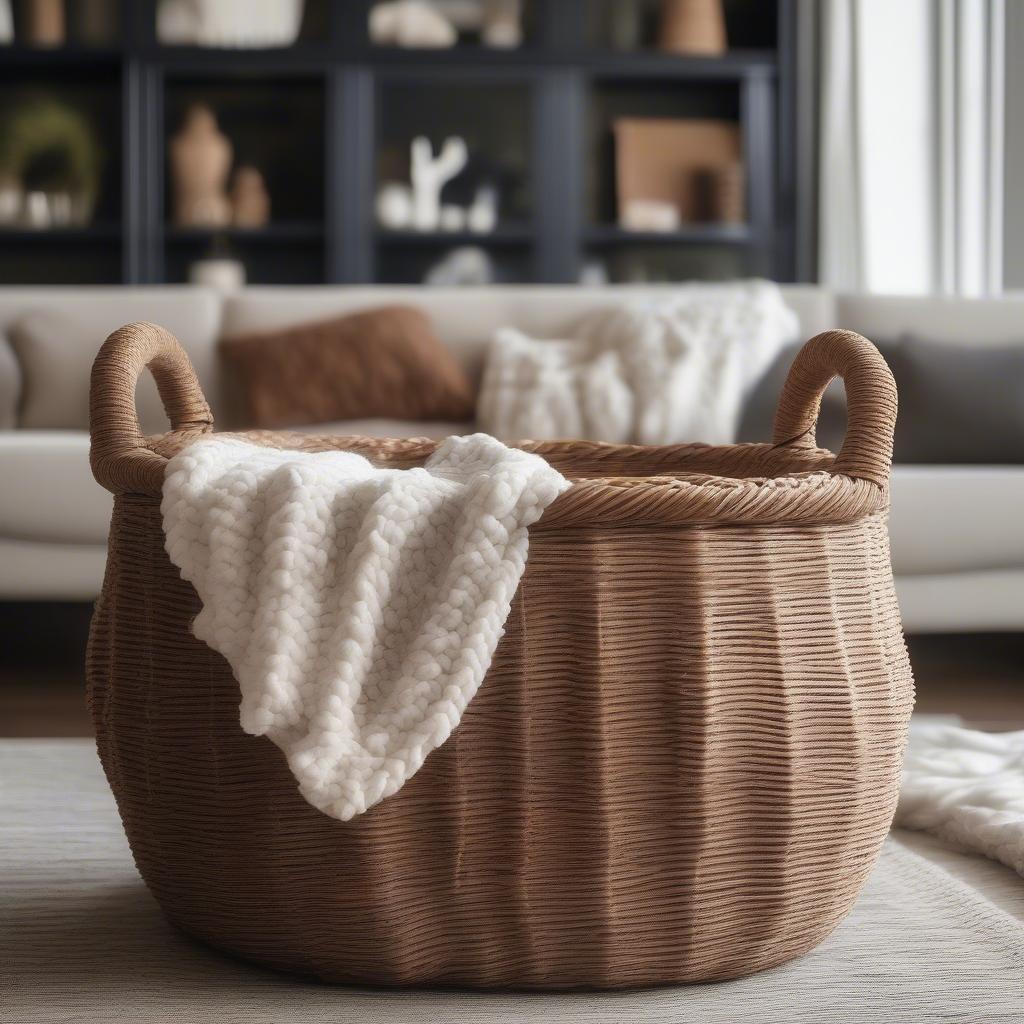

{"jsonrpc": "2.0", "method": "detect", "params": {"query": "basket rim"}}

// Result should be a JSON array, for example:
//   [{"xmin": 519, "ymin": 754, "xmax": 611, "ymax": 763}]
[
  {"xmin": 141, "ymin": 430, "xmax": 888, "ymax": 530},
  {"xmin": 90, "ymin": 323, "xmax": 896, "ymax": 529}
]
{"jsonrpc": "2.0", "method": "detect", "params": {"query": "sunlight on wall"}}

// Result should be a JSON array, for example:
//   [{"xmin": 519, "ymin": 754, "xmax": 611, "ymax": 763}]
[
  {"xmin": 856, "ymin": 0, "xmax": 934, "ymax": 294},
  {"xmin": 819, "ymin": 0, "xmax": 1004, "ymax": 295}
]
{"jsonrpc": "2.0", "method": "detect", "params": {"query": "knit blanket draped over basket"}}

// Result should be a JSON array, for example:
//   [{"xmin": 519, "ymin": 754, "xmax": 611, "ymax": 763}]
[
  {"xmin": 476, "ymin": 279, "xmax": 799, "ymax": 445},
  {"xmin": 161, "ymin": 433, "xmax": 569, "ymax": 820}
]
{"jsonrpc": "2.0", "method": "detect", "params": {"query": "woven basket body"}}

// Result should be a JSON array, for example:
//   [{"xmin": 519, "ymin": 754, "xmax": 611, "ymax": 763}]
[{"xmin": 86, "ymin": 324, "xmax": 914, "ymax": 989}]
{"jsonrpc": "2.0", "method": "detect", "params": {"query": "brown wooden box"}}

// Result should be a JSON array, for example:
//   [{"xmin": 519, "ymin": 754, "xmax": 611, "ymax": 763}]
[{"xmin": 614, "ymin": 117, "xmax": 743, "ymax": 224}]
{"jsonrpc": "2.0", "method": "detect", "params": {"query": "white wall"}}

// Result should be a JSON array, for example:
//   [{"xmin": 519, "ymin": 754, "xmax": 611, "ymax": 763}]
[{"xmin": 855, "ymin": 0, "xmax": 935, "ymax": 294}]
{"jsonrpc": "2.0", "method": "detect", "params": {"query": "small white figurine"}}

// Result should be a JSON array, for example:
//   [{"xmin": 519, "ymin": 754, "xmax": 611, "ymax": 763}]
[
  {"xmin": 432, "ymin": 0, "xmax": 523, "ymax": 47},
  {"xmin": 579, "ymin": 260, "xmax": 609, "ymax": 287},
  {"xmin": 368, "ymin": 1, "xmax": 457, "ymax": 48},
  {"xmin": 620, "ymin": 198, "xmax": 681, "ymax": 233},
  {"xmin": 376, "ymin": 182, "xmax": 414, "ymax": 229},
  {"xmin": 439, "ymin": 204, "xmax": 466, "ymax": 231},
  {"xmin": 481, "ymin": 0, "xmax": 522, "ymax": 47},
  {"xmin": 424, "ymin": 245, "xmax": 494, "ymax": 286},
  {"xmin": 49, "ymin": 192, "xmax": 73, "ymax": 226},
  {"xmin": 0, "ymin": 179, "xmax": 22, "ymax": 225},
  {"xmin": 410, "ymin": 136, "xmax": 468, "ymax": 231},
  {"xmin": 467, "ymin": 184, "xmax": 498, "ymax": 233},
  {"xmin": 24, "ymin": 192, "xmax": 51, "ymax": 229},
  {"xmin": 157, "ymin": 0, "xmax": 305, "ymax": 47}
]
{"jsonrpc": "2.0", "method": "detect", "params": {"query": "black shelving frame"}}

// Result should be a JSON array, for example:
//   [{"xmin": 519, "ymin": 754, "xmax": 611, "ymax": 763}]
[{"xmin": 0, "ymin": 0, "xmax": 798, "ymax": 286}]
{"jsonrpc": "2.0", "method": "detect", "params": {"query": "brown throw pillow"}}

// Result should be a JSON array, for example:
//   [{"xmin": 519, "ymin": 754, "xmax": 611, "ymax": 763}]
[{"xmin": 220, "ymin": 306, "xmax": 475, "ymax": 428}]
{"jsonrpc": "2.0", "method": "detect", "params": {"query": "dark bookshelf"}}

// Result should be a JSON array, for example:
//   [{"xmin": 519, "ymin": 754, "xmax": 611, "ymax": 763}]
[{"xmin": 0, "ymin": 0, "xmax": 798, "ymax": 286}]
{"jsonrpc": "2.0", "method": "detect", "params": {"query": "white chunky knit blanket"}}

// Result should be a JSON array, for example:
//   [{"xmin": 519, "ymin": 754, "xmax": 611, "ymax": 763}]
[
  {"xmin": 477, "ymin": 280, "xmax": 799, "ymax": 446},
  {"xmin": 161, "ymin": 433, "xmax": 569, "ymax": 820},
  {"xmin": 895, "ymin": 723, "xmax": 1024, "ymax": 877}
]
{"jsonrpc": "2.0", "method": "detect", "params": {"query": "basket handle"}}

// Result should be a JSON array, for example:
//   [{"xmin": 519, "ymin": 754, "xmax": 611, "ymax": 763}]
[
  {"xmin": 772, "ymin": 329, "xmax": 897, "ymax": 487},
  {"xmin": 90, "ymin": 321, "xmax": 214, "ymax": 494}
]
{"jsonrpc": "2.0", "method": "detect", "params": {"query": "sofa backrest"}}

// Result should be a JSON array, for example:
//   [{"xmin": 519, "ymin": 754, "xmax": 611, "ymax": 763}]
[
  {"xmin": 2, "ymin": 283, "xmax": 1020, "ymax": 433},
  {"xmin": 837, "ymin": 293, "xmax": 1024, "ymax": 345},
  {"xmin": 0, "ymin": 284, "xmax": 834, "ymax": 432}
]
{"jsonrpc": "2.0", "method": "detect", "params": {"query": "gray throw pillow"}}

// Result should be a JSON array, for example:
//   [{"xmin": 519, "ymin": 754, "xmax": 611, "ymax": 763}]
[
  {"xmin": 739, "ymin": 335, "xmax": 1024, "ymax": 464},
  {"xmin": 0, "ymin": 330, "xmax": 22, "ymax": 429},
  {"xmin": 888, "ymin": 334, "xmax": 1024, "ymax": 464}
]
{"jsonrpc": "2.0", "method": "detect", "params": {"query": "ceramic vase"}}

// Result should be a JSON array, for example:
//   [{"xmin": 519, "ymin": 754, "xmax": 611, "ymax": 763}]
[
  {"xmin": 658, "ymin": 0, "xmax": 727, "ymax": 56},
  {"xmin": 230, "ymin": 165, "xmax": 270, "ymax": 228},
  {"xmin": 23, "ymin": 0, "xmax": 65, "ymax": 46},
  {"xmin": 701, "ymin": 163, "xmax": 744, "ymax": 223},
  {"xmin": 170, "ymin": 105, "xmax": 233, "ymax": 228},
  {"xmin": 188, "ymin": 258, "xmax": 246, "ymax": 290},
  {"xmin": 73, "ymin": 0, "xmax": 118, "ymax": 45}
]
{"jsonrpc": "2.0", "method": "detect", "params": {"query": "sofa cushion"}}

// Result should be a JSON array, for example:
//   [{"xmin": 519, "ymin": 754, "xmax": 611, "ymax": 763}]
[
  {"xmin": 889, "ymin": 466, "xmax": 1024, "ymax": 575},
  {"xmin": 0, "ymin": 422, "xmax": 474, "ymax": 547},
  {"xmin": 0, "ymin": 538, "xmax": 108, "ymax": 601},
  {"xmin": 0, "ymin": 330, "xmax": 20, "ymax": 429},
  {"xmin": 0, "ymin": 432, "xmax": 111, "ymax": 545},
  {"xmin": 887, "ymin": 335, "xmax": 1024, "ymax": 463},
  {"xmin": 10, "ymin": 310, "xmax": 174, "ymax": 432},
  {"xmin": 0, "ymin": 286, "xmax": 223, "ymax": 429},
  {"xmin": 837, "ymin": 292, "xmax": 1024, "ymax": 346},
  {"xmin": 220, "ymin": 306, "xmax": 476, "ymax": 428},
  {"xmin": 3, "ymin": 433, "xmax": 1018, "ymax": 579}
]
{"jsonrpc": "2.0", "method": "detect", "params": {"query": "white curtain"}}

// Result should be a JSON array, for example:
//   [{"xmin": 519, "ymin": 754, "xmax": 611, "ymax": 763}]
[{"xmin": 818, "ymin": 0, "xmax": 1005, "ymax": 295}]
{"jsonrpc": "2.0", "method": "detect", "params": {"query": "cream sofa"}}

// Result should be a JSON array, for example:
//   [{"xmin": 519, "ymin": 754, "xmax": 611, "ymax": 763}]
[{"xmin": 1, "ymin": 284, "xmax": 1022, "ymax": 633}]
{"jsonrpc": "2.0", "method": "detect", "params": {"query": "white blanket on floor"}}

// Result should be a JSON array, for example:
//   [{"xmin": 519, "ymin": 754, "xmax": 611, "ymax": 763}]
[
  {"xmin": 476, "ymin": 280, "xmax": 799, "ymax": 446},
  {"xmin": 895, "ymin": 723, "xmax": 1024, "ymax": 877},
  {"xmin": 161, "ymin": 434, "xmax": 569, "ymax": 821}
]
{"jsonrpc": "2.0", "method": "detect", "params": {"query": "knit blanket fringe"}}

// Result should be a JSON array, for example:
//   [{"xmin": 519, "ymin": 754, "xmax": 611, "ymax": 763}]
[{"xmin": 896, "ymin": 722, "xmax": 1024, "ymax": 877}]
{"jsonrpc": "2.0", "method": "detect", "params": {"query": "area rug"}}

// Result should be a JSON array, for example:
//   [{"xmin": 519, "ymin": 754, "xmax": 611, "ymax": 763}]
[{"xmin": 3, "ymin": 740, "xmax": 1022, "ymax": 1023}]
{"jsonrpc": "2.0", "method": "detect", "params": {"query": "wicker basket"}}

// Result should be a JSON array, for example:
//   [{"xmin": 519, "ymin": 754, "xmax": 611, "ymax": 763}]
[{"xmin": 86, "ymin": 322, "xmax": 913, "ymax": 990}]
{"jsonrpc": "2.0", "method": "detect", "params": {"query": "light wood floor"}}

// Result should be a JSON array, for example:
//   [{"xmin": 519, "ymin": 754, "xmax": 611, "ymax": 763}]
[{"xmin": 1, "ymin": 604, "xmax": 1022, "ymax": 737}]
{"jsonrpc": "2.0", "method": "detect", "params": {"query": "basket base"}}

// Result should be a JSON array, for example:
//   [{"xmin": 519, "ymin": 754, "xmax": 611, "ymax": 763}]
[{"xmin": 162, "ymin": 903, "xmax": 851, "ymax": 991}]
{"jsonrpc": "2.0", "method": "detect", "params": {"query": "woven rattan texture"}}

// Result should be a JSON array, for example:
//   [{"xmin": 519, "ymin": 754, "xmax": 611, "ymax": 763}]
[{"xmin": 86, "ymin": 323, "xmax": 914, "ymax": 989}]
